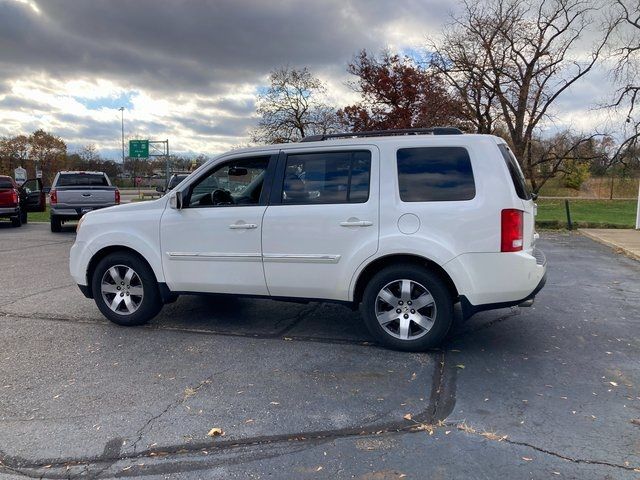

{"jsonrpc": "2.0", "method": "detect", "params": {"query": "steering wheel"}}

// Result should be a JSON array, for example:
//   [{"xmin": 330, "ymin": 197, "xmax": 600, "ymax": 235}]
[{"xmin": 211, "ymin": 189, "xmax": 234, "ymax": 205}]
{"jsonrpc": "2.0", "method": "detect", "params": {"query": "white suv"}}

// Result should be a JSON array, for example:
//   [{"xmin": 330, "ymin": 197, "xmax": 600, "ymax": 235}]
[{"xmin": 70, "ymin": 128, "xmax": 546, "ymax": 351}]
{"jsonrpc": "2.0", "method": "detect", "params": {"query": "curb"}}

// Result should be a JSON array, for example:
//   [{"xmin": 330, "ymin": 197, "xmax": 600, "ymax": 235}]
[{"xmin": 579, "ymin": 229, "xmax": 640, "ymax": 262}]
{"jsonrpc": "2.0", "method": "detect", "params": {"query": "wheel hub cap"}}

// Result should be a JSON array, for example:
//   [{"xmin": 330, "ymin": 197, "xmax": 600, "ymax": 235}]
[
  {"xmin": 100, "ymin": 265, "xmax": 144, "ymax": 315},
  {"xmin": 375, "ymin": 279, "xmax": 436, "ymax": 341}
]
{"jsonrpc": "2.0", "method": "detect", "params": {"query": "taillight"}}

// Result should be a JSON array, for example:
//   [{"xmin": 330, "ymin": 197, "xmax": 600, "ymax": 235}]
[
  {"xmin": 50, "ymin": 189, "xmax": 57, "ymax": 205},
  {"xmin": 501, "ymin": 209, "xmax": 523, "ymax": 252},
  {"xmin": 12, "ymin": 190, "xmax": 18, "ymax": 205},
  {"xmin": 115, "ymin": 189, "xmax": 120, "ymax": 204}
]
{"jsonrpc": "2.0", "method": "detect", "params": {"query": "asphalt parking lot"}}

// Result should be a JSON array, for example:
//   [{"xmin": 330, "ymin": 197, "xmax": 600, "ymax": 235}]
[{"xmin": 0, "ymin": 223, "xmax": 639, "ymax": 479}]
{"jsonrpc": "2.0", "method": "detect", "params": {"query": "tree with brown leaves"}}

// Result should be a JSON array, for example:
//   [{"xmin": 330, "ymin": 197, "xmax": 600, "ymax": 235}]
[{"xmin": 338, "ymin": 50, "xmax": 468, "ymax": 132}]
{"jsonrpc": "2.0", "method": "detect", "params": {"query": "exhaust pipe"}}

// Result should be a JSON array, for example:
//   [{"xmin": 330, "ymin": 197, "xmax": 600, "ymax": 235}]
[{"xmin": 518, "ymin": 298, "xmax": 535, "ymax": 308}]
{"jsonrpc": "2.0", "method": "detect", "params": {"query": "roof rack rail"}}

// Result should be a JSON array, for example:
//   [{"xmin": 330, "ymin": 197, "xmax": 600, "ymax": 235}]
[{"xmin": 300, "ymin": 127, "xmax": 463, "ymax": 143}]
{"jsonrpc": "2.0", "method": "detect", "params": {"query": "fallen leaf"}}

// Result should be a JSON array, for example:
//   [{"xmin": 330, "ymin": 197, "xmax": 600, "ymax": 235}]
[
  {"xmin": 403, "ymin": 413, "xmax": 412, "ymax": 421},
  {"xmin": 522, "ymin": 457, "xmax": 533, "ymax": 461},
  {"xmin": 456, "ymin": 364, "xmax": 465, "ymax": 369},
  {"xmin": 207, "ymin": 428, "xmax": 224, "ymax": 437},
  {"xmin": 631, "ymin": 419, "xmax": 640, "ymax": 426},
  {"xmin": 609, "ymin": 381, "xmax": 618, "ymax": 387},
  {"xmin": 316, "ymin": 466, "xmax": 323, "ymax": 471}
]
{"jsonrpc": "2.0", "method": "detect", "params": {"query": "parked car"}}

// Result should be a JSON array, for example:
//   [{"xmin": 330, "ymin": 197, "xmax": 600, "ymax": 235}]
[
  {"xmin": 70, "ymin": 128, "xmax": 547, "ymax": 351},
  {"xmin": 0, "ymin": 176, "xmax": 45, "ymax": 227},
  {"xmin": 49, "ymin": 171, "xmax": 119, "ymax": 232}
]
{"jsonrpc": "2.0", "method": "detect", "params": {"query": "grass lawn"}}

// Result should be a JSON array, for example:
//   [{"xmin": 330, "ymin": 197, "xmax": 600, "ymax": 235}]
[
  {"xmin": 536, "ymin": 199, "xmax": 638, "ymax": 228},
  {"xmin": 27, "ymin": 206, "xmax": 52, "ymax": 223}
]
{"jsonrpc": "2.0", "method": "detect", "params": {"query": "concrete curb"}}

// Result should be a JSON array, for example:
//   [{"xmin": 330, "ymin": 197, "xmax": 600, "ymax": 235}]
[{"xmin": 579, "ymin": 229, "xmax": 640, "ymax": 262}]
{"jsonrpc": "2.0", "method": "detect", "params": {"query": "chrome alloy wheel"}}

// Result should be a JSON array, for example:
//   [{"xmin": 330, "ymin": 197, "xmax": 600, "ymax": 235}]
[
  {"xmin": 100, "ymin": 265, "xmax": 144, "ymax": 315},
  {"xmin": 374, "ymin": 279, "xmax": 437, "ymax": 340}
]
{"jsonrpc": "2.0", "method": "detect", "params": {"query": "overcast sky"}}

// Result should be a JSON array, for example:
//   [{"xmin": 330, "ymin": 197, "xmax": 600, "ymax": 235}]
[{"xmin": 0, "ymin": 0, "xmax": 619, "ymax": 159}]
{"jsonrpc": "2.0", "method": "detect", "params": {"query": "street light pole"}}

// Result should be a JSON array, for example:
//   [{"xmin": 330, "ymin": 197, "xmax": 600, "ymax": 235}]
[{"xmin": 118, "ymin": 107, "xmax": 125, "ymax": 180}]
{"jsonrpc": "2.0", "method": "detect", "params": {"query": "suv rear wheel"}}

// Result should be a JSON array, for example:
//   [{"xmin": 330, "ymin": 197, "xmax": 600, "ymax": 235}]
[
  {"xmin": 91, "ymin": 252, "xmax": 162, "ymax": 326},
  {"xmin": 361, "ymin": 265, "xmax": 453, "ymax": 351}
]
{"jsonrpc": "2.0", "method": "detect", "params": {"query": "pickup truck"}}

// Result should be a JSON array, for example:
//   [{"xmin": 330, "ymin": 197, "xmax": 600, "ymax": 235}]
[
  {"xmin": 49, "ymin": 171, "xmax": 119, "ymax": 232},
  {"xmin": 0, "ymin": 176, "xmax": 45, "ymax": 227}
]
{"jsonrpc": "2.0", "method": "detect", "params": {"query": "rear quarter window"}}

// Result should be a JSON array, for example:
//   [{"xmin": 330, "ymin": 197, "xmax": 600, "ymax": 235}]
[
  {"xmin": 0, "ymin": 179, "xmax": 14, "ymax": 189},
  {"xmin": 396, "ymin": 147, "xmax": 475, "ymax": 202},
  {"xmin": 498, "ymin": 144, "xmax": 531, "ymax": 200}
]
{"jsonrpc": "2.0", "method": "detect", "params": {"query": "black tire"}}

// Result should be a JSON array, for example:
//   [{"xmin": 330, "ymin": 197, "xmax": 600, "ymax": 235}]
[
  {"xmin": 91, "ymin": 251, "xmax": 163, "ymax": 326},
  {"xmin": 10, "ymin": 214, "xmax": 22, "ymax": 228},
  {"xmin": 20, "ymin": 209, "xmax": 28, "ymax": 224},
  {"xmin": 50, "ymin": 215, "xmax": 62, "ymax": 232},
  {"xmin": 361, "ymin": 264, "xmax": 453, "ymax": 352}
]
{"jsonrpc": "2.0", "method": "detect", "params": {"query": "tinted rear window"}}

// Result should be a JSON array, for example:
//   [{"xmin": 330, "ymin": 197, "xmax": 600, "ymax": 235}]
[
  {"xmin": 0, "ymin": 179, "xmax": 13, "ymax": 189},
  {"xmin": 397, "ymin": 147, "xmax": 475, "ymax": 202},
  {"xmin": 57, "ymin": 174, "xmax": 108, "ymax": 187},
  {"xmin": 498, "ymin": 144, "xmax": 531, "ymax": 200}
]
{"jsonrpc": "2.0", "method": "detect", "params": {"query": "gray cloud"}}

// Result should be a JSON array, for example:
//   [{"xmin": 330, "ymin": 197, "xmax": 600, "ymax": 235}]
[
  {"xmin": 0, "ymin": 0, "xmax": 613, "ymax": 156},
  {"xmin": 0, "ymin": 0, "xmax": 451, "ymax": 95}
]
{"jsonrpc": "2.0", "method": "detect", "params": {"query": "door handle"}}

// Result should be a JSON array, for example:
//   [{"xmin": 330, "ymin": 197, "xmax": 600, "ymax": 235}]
[
  {"xmin": 229, "ymin": 223, "xmax": 258, "ymax": 229},
  {"xmin": 340, "ymin": 220, "xmax": 373, "ymax": 227}
]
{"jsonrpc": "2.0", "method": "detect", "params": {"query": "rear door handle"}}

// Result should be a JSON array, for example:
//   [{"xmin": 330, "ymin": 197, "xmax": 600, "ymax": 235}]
[
  {"xmin": 340, "ymin": 220, "xmax": 373, "ymax": 227},
  {"xmin": 229, "ymin": 223, "xmax": 258, "ymax": 229}
]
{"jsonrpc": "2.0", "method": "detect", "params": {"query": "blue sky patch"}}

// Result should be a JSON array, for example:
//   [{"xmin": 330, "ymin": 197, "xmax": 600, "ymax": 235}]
[{"xmin": 74, "ymin": 91, "xmax": 135, "ymax": 110}]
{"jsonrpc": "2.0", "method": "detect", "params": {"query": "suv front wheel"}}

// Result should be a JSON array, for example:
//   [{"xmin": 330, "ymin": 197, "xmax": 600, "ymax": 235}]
[
  {"xmin": 361, "ymin": 265, "xmax": 453, "ymax": 351},
  {"xmin": 91, "ymin": 252, "xmax": 163, "ymax": 326}
]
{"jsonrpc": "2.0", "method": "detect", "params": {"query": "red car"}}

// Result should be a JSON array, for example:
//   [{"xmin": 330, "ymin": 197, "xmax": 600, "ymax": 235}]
[{"xmin": 0, "ymin": 176, "xmax": 46, "ymax": 227}]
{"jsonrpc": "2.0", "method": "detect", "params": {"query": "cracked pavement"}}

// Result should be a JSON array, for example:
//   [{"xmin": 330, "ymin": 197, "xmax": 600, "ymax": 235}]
[{"xmin": 0, "ymin": 224, "xmax": 639, "ymax": 479}]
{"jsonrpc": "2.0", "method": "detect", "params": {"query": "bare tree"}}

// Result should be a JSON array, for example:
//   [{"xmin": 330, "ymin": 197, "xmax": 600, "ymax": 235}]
[
  {"xmin": 609, "ymin": 0, "xmax": 640, "ymax": 157},
  {"xmin": 430, "ymin": 0, "xmax": 614, "ymax": 192},
  {"xmin": 252, "ymin": 67, "xmax": 338, "ymax": 144}
]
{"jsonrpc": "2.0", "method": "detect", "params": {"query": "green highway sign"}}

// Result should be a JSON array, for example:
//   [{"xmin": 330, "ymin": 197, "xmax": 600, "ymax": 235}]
[{"xmin": 129, "ymin": 140, "xmax": 149, "ymax": 158}]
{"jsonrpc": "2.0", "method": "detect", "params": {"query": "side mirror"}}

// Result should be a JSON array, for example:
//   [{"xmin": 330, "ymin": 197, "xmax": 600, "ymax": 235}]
[
  {"xmin": 531, "ymin": 192, "xmax": 538, "ymax": 201},
  {"xmin": 43, "ymin": 187, "xmax": 51, "ymax": 194},
  {"xmin": 169, "ymin": 190, "xmax": 183, "ymax": 210},
  {"xmin": 156, "ymin": 185, "xmax": 166, "ymax": 193}
]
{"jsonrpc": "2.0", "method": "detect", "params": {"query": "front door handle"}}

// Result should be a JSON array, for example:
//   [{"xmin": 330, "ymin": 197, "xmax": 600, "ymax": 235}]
[
  {"xmin": 229, "ymin": 223, "xmax": 258, "ymax": 229},
  {"xmin": 340, "ymin": 220, "xmax": 373, "ymax": 227}
]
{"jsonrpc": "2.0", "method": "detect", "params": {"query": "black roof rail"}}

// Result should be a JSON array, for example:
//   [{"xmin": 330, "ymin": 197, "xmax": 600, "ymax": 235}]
[{"xmin": 300, "ymin": 127, "xmax": 463, "ymax": 143}]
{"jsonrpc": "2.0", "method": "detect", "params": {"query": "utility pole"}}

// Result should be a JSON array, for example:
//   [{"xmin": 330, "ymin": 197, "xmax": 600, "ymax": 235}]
[
  {"xmin": 165, "ymin": 139, "xmax": 170, "ymax": 189},
  {"xmin": 118, "ymin": 107, "xmax": 125, "ymax": 180}
]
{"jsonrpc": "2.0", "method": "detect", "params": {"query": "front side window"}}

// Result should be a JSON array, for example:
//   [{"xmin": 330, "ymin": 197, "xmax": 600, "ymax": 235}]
[
  {"xmin": 281, "ymin": 150, "xmax": 371, "ymax": 205},
  {"xmin": 397, "ymin": 147, "xmax": 475, "ymax": 202},
  {"xmin": 185, "ymin": 156, "xmax": 270, "ymax": 208}
]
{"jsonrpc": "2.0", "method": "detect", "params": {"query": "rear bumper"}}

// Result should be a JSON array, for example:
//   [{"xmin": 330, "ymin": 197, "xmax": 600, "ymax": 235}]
[
  {"xmin": 51, "ymin": 205, "xmax": 113, "ymax": 219},
  {"xmin": 460, "ymin": 272, "xmax": 547, "ymax": 319},
  {"xmin": 445, "ymin": 247, "xmax": 547, "ymax": 317},
  {"xmin": 0, "ymin": 206, "xmax": 19, "ymax": 217}
]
